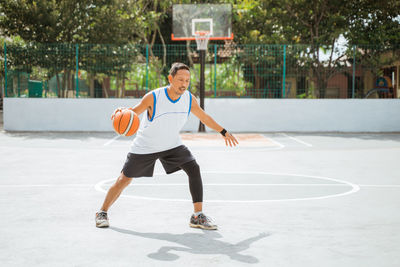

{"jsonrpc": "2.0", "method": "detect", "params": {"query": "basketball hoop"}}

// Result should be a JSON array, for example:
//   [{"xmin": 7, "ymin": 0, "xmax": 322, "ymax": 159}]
[{"xmin": 194, "ymin": 31, "xmax": 211, "ymax": 51}]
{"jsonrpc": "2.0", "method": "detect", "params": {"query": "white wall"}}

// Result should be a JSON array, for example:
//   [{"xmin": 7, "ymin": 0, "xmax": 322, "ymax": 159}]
[{"xmin": 3, "ymin": 98, "xmax": 400, "ymax": 132}]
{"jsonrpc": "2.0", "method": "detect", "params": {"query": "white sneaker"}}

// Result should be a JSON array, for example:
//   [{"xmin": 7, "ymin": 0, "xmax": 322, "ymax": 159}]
[{"xmin": 95, "ymin": 211, "xmax": 109, "ymax": 228}]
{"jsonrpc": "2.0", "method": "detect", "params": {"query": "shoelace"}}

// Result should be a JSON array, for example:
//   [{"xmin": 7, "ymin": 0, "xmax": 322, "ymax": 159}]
[
  {"xmin": 198, "ymin": 214, "xmax": 215, "ymax": 225},
  {"xmin": 98, "ymin": 212, "xmax": 107, "ymax": 220}
]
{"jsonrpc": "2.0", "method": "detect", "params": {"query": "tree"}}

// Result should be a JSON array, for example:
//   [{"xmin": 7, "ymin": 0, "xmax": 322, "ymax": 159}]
[
  {"xmin": 267, "ymin": 0, "xmax": 352, "ymax": 98},
  {"xmin": 0, "ymin": 0, "xmax": 145, "ymax": 97},
  {"xmin": 345, "ymin": 0, "xmax": 400, "ymax": 46}
]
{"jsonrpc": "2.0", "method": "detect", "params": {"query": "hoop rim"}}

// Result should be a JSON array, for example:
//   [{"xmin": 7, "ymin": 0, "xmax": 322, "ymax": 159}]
[
  {"xmin": 194, "ymin": 31, "xmax": 211, "ymax": 36},
  {"xmin": 171, "ymin": 33, "xmax": 234, "ymax": 41}
]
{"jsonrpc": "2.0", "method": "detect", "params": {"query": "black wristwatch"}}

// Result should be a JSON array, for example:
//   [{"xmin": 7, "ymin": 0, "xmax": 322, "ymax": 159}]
[{"xmin": 220, "ymin": 128, "xmax": 227, "ymax": 137}]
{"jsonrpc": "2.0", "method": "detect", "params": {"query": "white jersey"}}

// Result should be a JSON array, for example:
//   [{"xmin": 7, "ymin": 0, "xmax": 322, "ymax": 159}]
[{"xmin": 130, "ymin": 86, "xmax": 192, "ymax": 154}]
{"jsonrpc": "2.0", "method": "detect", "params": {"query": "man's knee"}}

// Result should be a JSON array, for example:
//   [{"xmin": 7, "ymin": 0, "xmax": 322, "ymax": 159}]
[
  {"xmin": 182, "ymin": 160, "xmax": 200, "ymax": 173},
  {"xmin": 181, "ymin": 160, "xmax": 203, "ymax": 203},
  {"xmin": 116, "ymin": 173, "xmax": 132, "ymax": 188}
]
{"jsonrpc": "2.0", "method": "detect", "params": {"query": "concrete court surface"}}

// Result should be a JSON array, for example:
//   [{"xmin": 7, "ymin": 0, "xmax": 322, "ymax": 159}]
[{"xmin": 1, "ymin": 120, "xmax": 400, "ymax": 266}]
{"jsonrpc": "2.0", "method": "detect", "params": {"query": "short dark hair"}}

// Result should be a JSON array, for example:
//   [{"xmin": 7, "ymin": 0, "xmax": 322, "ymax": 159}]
[{"xmin": 169, "ymin": 62, "xmax": 190, "ymax": 77}]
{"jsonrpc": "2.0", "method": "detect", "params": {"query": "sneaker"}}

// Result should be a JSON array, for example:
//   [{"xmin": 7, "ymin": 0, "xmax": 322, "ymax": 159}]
[
  {"xmin": 189, "ymin": 213, "xmax": 217, "ymax": 230},
  {"xmin": 95, "ymin": 211, "xmax": 109, "ymax": 228}
]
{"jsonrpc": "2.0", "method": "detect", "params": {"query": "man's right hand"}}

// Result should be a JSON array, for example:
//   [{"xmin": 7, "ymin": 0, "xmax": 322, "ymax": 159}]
[{"xmin": 111, "ymin": 107, "xmax": 126, "ymax": 120}]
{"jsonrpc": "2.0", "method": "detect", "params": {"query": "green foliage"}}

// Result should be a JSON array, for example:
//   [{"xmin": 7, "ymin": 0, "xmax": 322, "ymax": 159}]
[
  {"xmin": 0, "ymin": 0, "xmax": 143, "ymax": 44},
  {"xmin": 345, "ymin": 0, "xmax": 400, "ymax": 46},
  {"xmin": 232, "ymin": 0, "xmax": 281, "ymax": 44},
  {"xmin": 1, "ymin": 0, "xmax": 399, "ymax": 99},
  {"xmin": 189, "ymin": 61, "xmax": 249, "ymax": 97}
]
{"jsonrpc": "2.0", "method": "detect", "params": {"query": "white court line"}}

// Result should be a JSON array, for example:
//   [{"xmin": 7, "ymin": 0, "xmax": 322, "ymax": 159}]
[
  {"xmin": 110, "ymin": 183, "xmax": 400, "ymax": 188},
  {"xmin": 95, "ymin": 171, "xmax": 361, "ymax": 203},
  {"xmin": 359, "ymin": 184, "xmax": 400, "ymax": 188},
  {"xmin": 103, "ymin": 135, "xmax": 120, "ymax": 146},
  {"xmin": 127, "ymin": 183, "xmax": 351, "ymax": 186},
  {"xmin": 0, "ymin": 183, "xmax": 399, "ymax": 188},
  {"xmin": 265, "ymin": 136, "xmax": 285, "ymax": 149},
  {"xmin": 0, "ymin": 184, "xmax": 93, "ymax": 188},
  {"xmin": 280, "ymin": 133, "xmax": 313, "ymax": 147}
]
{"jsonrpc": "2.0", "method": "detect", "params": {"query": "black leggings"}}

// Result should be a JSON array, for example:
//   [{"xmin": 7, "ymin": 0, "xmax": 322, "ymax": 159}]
[{"xmin": 181, "ymin": 160, "xmax": 203, "ymax": 203}]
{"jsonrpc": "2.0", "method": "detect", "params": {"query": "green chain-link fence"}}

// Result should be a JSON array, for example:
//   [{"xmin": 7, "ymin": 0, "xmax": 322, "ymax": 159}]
[{"xmin": 2, "ymin": 43, "xmax": 399, "ymax": 99}]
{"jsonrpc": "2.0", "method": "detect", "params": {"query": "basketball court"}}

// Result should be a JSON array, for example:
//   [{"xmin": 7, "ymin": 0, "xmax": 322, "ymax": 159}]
[
  {"xmin": 1, "ymin": 3, "xmax": 399, "ymax": 267},
  {"xmin": 1, "ymin": 118, "xmax": 400, "ymax": 266}
]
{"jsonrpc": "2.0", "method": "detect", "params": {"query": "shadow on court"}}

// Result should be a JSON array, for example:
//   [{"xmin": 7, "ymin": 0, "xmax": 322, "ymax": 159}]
[{"xmin": 109, "ymin": 226, "xmax": 269, "ymax": 263}]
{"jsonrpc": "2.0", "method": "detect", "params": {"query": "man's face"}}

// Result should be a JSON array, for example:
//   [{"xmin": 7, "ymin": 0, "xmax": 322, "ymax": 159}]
[{"xmin": 168, "ymin": 69, "xmax": 191, "ymax": 95}]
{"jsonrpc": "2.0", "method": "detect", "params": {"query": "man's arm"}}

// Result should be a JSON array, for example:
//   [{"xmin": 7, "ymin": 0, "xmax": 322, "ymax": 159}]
[
  {"xmin": 111, "ymin": 93, "xmax": 153, "ymax": 119},
  {"xmin": 190, "ymin": 94, "xmax": 238, "ymax": 147},
  {"xmin": 130, "ymin": 93, "xmax": 153, "ymax": 116}
]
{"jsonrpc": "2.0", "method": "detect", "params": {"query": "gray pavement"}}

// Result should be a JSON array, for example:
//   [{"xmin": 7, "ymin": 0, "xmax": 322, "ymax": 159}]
[{"xmin": 1, "ymin": 128, "xmax": 400, "ymax": 266}]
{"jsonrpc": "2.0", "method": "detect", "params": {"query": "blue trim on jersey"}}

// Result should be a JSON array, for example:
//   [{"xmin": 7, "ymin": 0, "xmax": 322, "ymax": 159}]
[
  {"xmin": 188, "ymin": 93, "xmax": 192, "ymax": 117},
  {"xmin": 165, "ymin": 87, "xmax": 181, "ymax": 103},
  {"xmin": 148, "ymin": 91, "xmax": 156, "ymax": 122}
]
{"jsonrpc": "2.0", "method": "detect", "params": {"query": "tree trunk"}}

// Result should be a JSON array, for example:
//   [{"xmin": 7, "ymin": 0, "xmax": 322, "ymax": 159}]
[
  {"xmin": 186, "ymin": 41, "xmax": 194, "ymax": 67},
  {"xmin": 102, "ymin": 82, "xmax": 109, "ymax": 98},
  {"xmin": 251, "ymin": 63, "xmax": 260, "ymax": 98},
  {"xmin": 89, "ymin": 73, "xmax": 94, "ymax": 97},
  {"xmin": 116, "ymin": 75, "xmax": 120, "ymax": 98},
  {"xmin": 61, "ymin": 69, "xmax": 68, "ymax": 98},
  {"xmin": 71, "ymin": 71, "xmax": 76, "ymax": 98},
  {"xmin": 65, "ymin": 70, "xmax": 70, "ymax": 98},
  {"xmin": 316, "ymin": 70, "xmax": 327, "ymax": 98},
  {"xmin": 56, "ymin": 72, "xmax": 61, "ymax": 98},
  {"xmin": 122, "ymin": 77, "xmax": 126, "ymax": 98}
]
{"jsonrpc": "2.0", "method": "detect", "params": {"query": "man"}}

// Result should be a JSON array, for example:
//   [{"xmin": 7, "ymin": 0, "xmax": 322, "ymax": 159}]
[{"xmin": 96, "ymin": 62, "xmax": 238, "ymax": 230}]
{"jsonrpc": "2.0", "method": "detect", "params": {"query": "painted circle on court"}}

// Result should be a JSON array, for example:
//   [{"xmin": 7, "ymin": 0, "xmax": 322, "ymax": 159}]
[{"xmin": 94, "ymin": 171, "xmax": 360, "ymax": 203}]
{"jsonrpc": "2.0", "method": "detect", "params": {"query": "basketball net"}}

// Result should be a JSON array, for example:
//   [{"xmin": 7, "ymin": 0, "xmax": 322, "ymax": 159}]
[{"xmin": 194, "ymin": 31, "xmax": 211, "ymax": 51}]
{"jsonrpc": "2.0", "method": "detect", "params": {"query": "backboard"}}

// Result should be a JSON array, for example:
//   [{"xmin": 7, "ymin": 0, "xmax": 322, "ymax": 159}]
[{"xmin": 172, "ymin": 4, "xmax": 233, "ymax": 41}]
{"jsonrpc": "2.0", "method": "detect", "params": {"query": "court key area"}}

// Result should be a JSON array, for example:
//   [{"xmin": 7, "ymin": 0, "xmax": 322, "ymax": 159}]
[{"xmin": 1, "ymin": 129, "xmax": 400, "ymax": 267}]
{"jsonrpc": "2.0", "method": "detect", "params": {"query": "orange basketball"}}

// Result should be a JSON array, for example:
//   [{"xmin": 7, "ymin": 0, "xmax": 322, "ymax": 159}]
[{"xmin": 112, "ymin": 109, "xmax": 140, "ymax": 136}]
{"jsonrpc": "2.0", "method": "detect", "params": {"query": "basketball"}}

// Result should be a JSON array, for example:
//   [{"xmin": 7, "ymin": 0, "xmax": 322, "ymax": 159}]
[{"xmin": 112, "ymin": 108, "xmax": 140, "ymax": 136}]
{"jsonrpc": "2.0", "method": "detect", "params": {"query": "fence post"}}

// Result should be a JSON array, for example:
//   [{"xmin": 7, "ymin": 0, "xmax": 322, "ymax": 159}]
[
  {"xmin": 352, "ymin": 45, "xmax": 356, "ymax": 98},
  {"xmin": 214, "ymin": 44, "xmax": 217, "ymax": 97},
  {"xmin": 146, "ymin": 44, "xmax": 149, "ymax": 92},
  {"xmin": 4, "ymin": 42, "xmax": 7, "ymax": 97},
  {"xmin": 75, "ymin": 44, "xmax": 79, "ymax": 98},
  {"xmin": 282, "ymin": 45, "xmax": 287, "ymax": 98}
]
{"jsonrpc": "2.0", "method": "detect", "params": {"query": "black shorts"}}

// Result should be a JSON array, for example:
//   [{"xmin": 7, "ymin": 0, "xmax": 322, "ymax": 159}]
[{"xmin": 121, "ymin": 145, "xmax": 196, "ymax": 178}]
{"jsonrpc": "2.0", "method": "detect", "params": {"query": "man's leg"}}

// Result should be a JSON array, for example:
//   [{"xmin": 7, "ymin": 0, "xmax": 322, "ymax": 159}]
[
  {"xmin": 100, "ymin": 173, "xmax": 132, "ymax": 212},
  {"xmin": 180, "ymin": 160, "xmax": 203, "ymax": 207},
  {"xmin": 181, "ymin": 160, "xmax": 217, "ymax": 230},
  {"xmin": 193, "ymin": 202, "xmax": 202, "ymax": 213},
  {"xmin": 96, "ymin": 173, "xmax": 132, "ymax": 228}
]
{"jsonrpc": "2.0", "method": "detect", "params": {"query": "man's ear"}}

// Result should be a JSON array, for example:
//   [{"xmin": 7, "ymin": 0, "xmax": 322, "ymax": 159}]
[{"xmin": 168, "ymin": 75, "xmax": 173, "ymax": 84}]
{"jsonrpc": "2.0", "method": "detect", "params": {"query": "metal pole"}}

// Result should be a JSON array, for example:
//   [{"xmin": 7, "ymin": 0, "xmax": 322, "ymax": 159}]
[
  {"xmin": 282, "ymin": 45, "xmax": 286, "ymax": 98},
  {"xmin": 4, "ymin": 43, "xmax": 7, "ymax": 97},
  {"xmin": 352, "ymin": 45, "xmax": 356, "ymax": 98},
  {"xmin": 75, "ymin": 44, "xmax": 79, "ymax": 98},
  {"xmin": 198, "ymin": 49, "xmax": 206, "ymax": 132},
  {"xmin": 146, "ymin": 44, "xmax": 149, "ymax": 92},
  {"xmin": 214, "ymin": 44, "xmax": 217, "ymax": 97}
]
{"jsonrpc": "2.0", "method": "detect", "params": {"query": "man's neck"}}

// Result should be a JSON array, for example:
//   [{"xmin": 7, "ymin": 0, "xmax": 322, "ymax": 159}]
[{"xmin": 166, "ymin": 86, "xmax": 180, "ymax": 101}]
